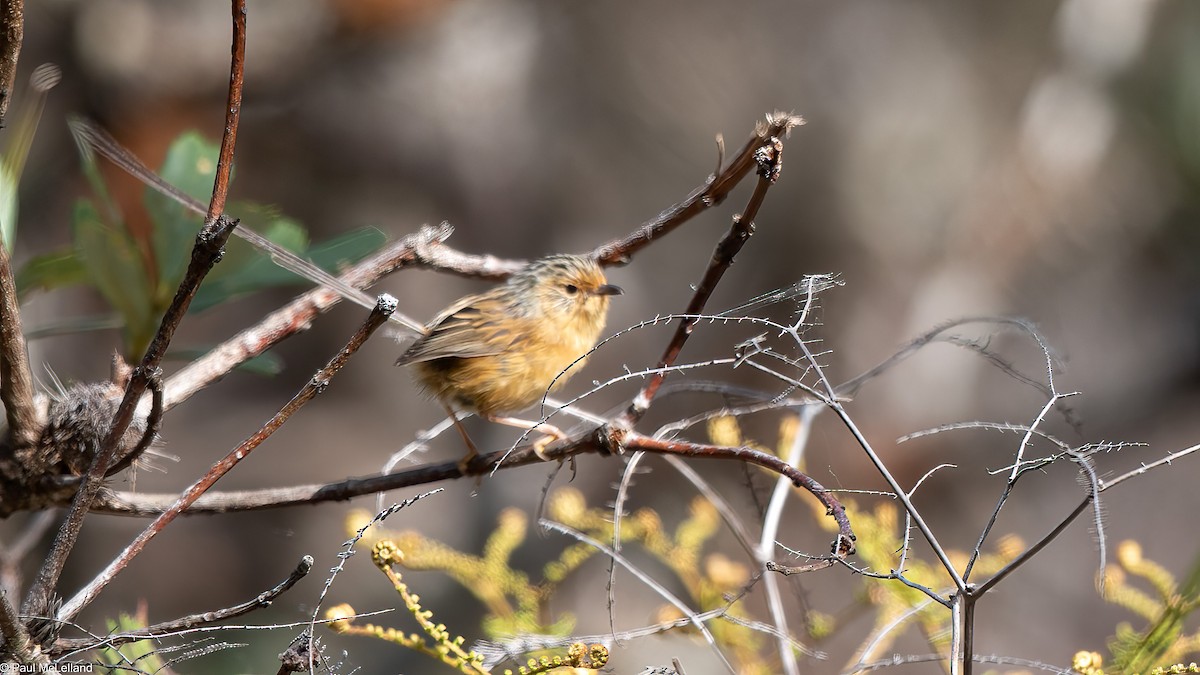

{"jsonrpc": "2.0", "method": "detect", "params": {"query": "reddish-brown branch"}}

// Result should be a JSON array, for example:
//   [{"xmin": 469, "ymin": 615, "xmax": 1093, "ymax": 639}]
[
  {"xmin": 92, "ymin": 423, "xmax": 855, "ymax": 557},
  {"xmin": 590, "ymin": 112, "xmax": 803, "ymax": 266},
  {"xmin": 403, "ymin": 113, "xmax": 806, "ymax": 277},
  {"xmin": 205, "ymin": 0, "xmax": 245, "ymax": 222},
  {"xmin": 616, "ymin": 128, "xmax": 793, "ymax": 428},
  {"xmin": 49, "ymin": 555, "xmax": 313, "ymax": 655},
  {"xmin": 626, "ymin": 434, "xmax": 854, "ymax": 556},
  {"xmin": 21, "ymin": 0, "xmax": 249, "ymax": 627}
]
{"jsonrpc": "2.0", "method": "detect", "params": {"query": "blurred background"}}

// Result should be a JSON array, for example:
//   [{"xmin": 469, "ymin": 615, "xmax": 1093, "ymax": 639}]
[{"xmin": 3, "ymin": 0, "xmax": 1199, "ymax": 672}]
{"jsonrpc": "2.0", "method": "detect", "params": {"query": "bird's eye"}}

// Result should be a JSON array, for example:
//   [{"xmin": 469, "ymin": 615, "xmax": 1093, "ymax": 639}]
[{"xmin": 564, "ymin": 284, "xmax": 579, "ymax": 295}]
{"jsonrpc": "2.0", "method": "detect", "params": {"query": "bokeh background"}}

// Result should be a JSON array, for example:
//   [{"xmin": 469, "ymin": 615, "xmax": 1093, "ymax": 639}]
[{"xmin": 3, "ymin": 0, "xmax": 1199, "ymax": 672}]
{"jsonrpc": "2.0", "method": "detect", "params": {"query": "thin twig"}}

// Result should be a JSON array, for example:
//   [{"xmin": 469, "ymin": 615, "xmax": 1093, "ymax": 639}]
[
  {"xmin": 50, "ymin": 556, "xmax": 313, "ymax": 654},
  {"xmin": 962, "ymin": 391, "xmax": 1077, "ymax": 581},
  {"xmin": 608, "ymin": 450, "xmax": 645, "ymax": 643},
  {"xmin": 0, "ymin": 16, "xmax": 38, "ymax": 460},
  {"xmin": 759, "ymin": 404, "xmax": 817, "ymax": 675},
  {"xmin": 974, "ymin": 442, "xmax": 1200, "ymax": 597},
  {"xmin": 56, "ymin": 294, "xmax": 396, "ymax": 623},
  {"xmin": 21, "ymin": 0, "xmax": 249, "ymax": 625},
  {"xmin": 591, "ymin": 113, "xmax": 802, "ymax": 266},
  {"xmin": 69, "ymin": 117, "xmax": 428, "ymax": 336},
  {"xmin": 106, "ymin": 368, "xmax": 163, "ymax": 477},
  {"xmin": 617, "ymin": 128, "xmax": 792, "ymax": 427}
]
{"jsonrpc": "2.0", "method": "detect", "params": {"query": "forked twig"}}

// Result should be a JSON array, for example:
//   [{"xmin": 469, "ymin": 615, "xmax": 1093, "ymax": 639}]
[
  {"xmin": 617, "ymin": 124, "xmax": 796, "ymax": 427},
  {"xmin": 591, "ymin": 113, "xmax": 803, "ymax": 266}
]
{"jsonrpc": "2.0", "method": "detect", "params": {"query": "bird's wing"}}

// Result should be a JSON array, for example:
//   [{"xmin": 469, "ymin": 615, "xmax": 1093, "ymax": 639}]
[{"xmin": 394, "ymin": 292, "xmax": 521, "ymax": 365}]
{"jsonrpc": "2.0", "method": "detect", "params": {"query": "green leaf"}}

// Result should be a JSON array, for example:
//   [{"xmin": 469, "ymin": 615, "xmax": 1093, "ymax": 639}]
[
  {"xmin": 16, "ymin": 248, "xmax": 89, "ymax": 299},
  {"xmin": 167, "ymin": 347, "xmax": 284, "ymax": 376},
  {"xmin": 72, "ymin": 199, "xmax": 154, "ymax": 355},
  {"xmin": 145, "ymin": 131, "xmax": 220, "ymax": 297},
  {"xmin": 0, "ymin": 160, "xmax": 16, "ymax": 252},
  {"xmin": 190, "ymin": 226, "xmax": 385, "ymax": 313}
]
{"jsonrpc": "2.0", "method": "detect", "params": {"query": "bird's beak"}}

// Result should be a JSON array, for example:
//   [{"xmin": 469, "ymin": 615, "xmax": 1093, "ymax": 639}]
[{"xmin": 595, "ymin": 284, "xmax": 623, "ymax": 296}]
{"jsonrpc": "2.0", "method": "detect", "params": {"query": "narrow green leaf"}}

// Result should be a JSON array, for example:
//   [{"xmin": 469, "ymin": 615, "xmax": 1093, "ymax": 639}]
[
  {"xmin": 0, "ymin": 161, "xmax": 16, "ymax": 251},
  {"xmin": 16, "ymin": 248, "xmax": 90, "ymax": 299},
  {"xmin": 72, "ymin": 199, "xmax": 154, "ymax": 354}
]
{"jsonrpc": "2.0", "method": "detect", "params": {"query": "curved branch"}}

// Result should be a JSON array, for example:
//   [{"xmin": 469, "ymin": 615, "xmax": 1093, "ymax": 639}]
[{"xmin": 49, "ymin": 555, "xmax": 313, "ymax": 655}]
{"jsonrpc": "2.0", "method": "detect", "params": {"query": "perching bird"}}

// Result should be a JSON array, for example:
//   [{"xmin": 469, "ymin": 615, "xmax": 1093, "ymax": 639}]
[{"xmin": 396, "ymin": 254, "xmax": 621, "ymax": 467}]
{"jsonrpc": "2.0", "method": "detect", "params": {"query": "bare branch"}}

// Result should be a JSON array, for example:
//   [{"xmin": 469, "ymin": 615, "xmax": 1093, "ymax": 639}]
[
  {"xmin": 56, "ymin": 294, "xmax": 396, "ymax": 623},
  {"xmin": 0, "ymin": 28, "xmax": 39, "ymax": 456},
  {"xmin": 0, "ymin": 233, "xmax": 37, "ymax": 453},
  {"xmin": 50, "ymin": 555, "xmax": 313, "ymax": 654},
  {"xmin": 591, "ymin": 112, "xmax": 803, "ymax": 265},
  {"xmin": 0, "ymin": 0, "xmax": 21, "ymax": 125},
  {"xmin": 21, "ymin": 0, "xmax": 252, "ymax": 625},
  {"xmin": 618, "ymin": 130, "xmax": 791, "ymax": 427}
]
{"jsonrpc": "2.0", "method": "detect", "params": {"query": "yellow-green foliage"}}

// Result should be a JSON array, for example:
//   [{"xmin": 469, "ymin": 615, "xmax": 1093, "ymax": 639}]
[
  {"xmin": 326, "ymin": 537, "xmax": 608, "ymax": 674},
  {"xmin": 325, "ymin": 540, "xmax": 489, "ymax": 674},
  {"xmin": 1096, "ymin": 541, "xmax": 1200, "ymax": 673},
  {"xmin": 340, "ymin": 480, "xmax": 764, "ymax": 672},
  {"xmin": 1071, "ymin": 650, "xmax": 1200, "ymax": 675},
  {"xmin": 345, "ymin": 505, "xmax": 574, "ymax": 639}
]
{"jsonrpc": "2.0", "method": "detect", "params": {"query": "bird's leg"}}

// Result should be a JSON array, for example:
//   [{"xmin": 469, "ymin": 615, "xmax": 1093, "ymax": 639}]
[
  {"xmin": 485, "ymin": 415, "xmax": 568, "ymax": 461},
  {"xmin": 441, "ymin": 402, "xmax": 481, "ymax": 475}
]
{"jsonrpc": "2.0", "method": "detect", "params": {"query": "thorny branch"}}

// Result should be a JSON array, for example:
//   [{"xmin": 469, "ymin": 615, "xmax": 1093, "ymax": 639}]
[{"xmin": 50, "ymin": 555, "xmax": 313, "ymax": 655}]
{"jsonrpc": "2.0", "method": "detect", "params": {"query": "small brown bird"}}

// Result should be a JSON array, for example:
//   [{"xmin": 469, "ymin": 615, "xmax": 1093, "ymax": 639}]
[{"xmin": 396, "ymin": 254, "xmax": 622, "ymax": 466}]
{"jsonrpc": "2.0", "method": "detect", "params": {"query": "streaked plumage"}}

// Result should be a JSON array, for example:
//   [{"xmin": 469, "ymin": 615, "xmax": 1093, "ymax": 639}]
[{"xmin": 396, "ymin": 255, "xmax": 621, "ymax": 416}]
